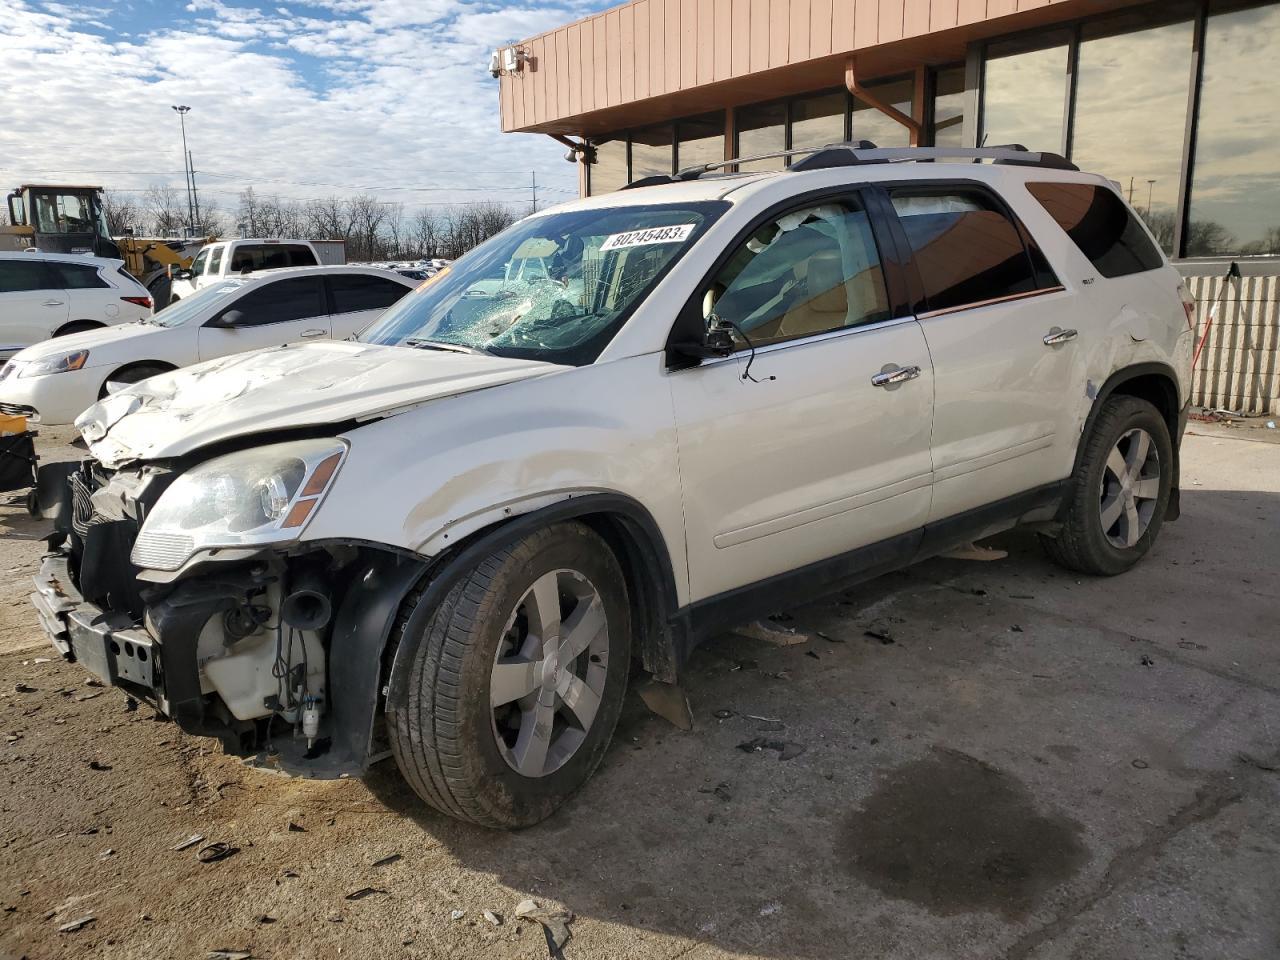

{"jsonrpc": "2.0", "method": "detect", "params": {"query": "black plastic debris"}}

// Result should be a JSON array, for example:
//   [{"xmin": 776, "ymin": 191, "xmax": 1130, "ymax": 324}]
[
  {"xmin": 87, "ymin": 760, "xmax": 112, "ymax": 771},
  {"xmin": 712, "ymin": 709, "xmax": 734, "ymax": 720},
  {"xmin": 864, "ymin": 629, "xmax": 894, "ymax": 644},
  {"xmin": 1140, "ymin": 655, "xmax": 1155, "ymax": 667},
  {"xmin": 698, "ymin": 781, "xmax": 732, "ymax": 802},
  {"xmin": 736, "ymin": 737, "xmax": 806, "ymax": 760},
  {"xmin": 287, "ymin": 821, "xmax": 306, "ymax": 833},
  {"xmin": 1010, "ymin": 624, "xmax": 1024, "ymax": 633},
  {"xmin": 14, "ymin": 683, "xmax": 36, "ymax": 694},
  {"xmin": 372, "ymin": 853, "xmax": 402, "ymax": 868},
  {"xmin": 344, "ymin": 887, "xmax": 387, "ymax": 901},
  {"xmin": 197, "ymin": 842, "xmax": 238, "ymax": 864}
]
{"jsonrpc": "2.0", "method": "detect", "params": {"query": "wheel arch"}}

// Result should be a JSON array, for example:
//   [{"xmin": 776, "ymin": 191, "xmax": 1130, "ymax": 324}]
[
  {"xmin": 53, "ymin": 319, "xmax": 105, "ymax": 337},
  {"xmin": 1068, "ymin": 361, "xmax": 1184, "ymax": 522},
  {"xmin": 98, "ymin": 359, "xmax": 178, "ymax": 399}
]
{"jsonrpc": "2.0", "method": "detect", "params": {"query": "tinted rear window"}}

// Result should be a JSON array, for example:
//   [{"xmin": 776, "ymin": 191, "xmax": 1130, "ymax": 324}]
[
  {"xmin": 46, "ymin": 262, "xmax": 107, "ymax": 289},
  {"xmin": 1026, "ymin": 182, "xmax": 1164, "ymax": 278},
  {"xmin": 0, "ymin": 260, "xmax": 48, "ymax": 293},
  {"xmin": 229, "ymin": 244, "xmax": 316, "ymax": 272},
  {"xmin": 890, "ymin": 190, "xmax": 1041, "ymax": 314},
  {"xmin": 328, "ymin": 274, "xmax": 408, "ymax": 313},
  {"xmin": 216, "ymin": 276, "xmax": 326, "ymax": 327}
]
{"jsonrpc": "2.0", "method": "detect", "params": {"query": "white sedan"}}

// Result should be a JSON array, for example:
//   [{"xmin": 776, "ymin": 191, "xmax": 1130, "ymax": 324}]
[{"xmin": 0, "ymin": 265, "xmax": 414, "ymax": 425}]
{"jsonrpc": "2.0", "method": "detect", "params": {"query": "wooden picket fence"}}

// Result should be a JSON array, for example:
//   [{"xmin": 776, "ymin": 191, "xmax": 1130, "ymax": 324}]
[{"xmin": 1184, "ymin": 268, "xmax": 1280, "ymax": 416}]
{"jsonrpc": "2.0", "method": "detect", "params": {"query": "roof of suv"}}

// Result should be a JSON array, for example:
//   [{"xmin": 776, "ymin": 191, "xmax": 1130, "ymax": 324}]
[
  {"xmin": 543, "ymin": 145, "xmax": 1114, "ymax": 216},
  {"xmin": 212, "ymin": 264, "xmax": 414, "ymax": 283},
  {"xmin": 0, "ymin": 250, "xmax": 128, "ymax": 268}
]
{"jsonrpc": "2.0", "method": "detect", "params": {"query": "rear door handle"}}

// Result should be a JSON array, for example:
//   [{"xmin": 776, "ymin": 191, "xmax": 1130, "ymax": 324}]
[
  {"xmin": 42, "ymin": 299, "xmax": 65, "ymax": 307},
  {"xmin": 300, "ymin": 329, "xmax": 327, "ymax": 338},
  {"xmin": 1043, "ymin": 327, "xmax": 1078, "ymax": 346},
  {"xmin": 871, "ymin": 364, "xmax": 922, "ymax": 388}
]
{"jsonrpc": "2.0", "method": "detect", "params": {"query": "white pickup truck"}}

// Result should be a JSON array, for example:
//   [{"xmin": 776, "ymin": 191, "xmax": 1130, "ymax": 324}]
[{"xmin": 169, "ymin": 238, "xmax": 346, "ymax": 302}]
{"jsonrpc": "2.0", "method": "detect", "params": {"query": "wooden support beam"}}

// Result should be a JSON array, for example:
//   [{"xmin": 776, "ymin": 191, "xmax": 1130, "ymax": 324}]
[{"xmin": 845, "ymin": 57, "xmax": 923, "ymax": 145}]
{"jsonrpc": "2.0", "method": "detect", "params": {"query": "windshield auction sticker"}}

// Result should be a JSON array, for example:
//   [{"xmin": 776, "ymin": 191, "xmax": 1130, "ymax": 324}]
[{"xmin": 600, "ymin": 223, "xmax": 696, "ymax": 251}]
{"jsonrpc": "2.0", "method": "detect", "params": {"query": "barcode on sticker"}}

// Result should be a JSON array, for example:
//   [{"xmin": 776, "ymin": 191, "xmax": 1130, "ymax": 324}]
[{"xmin": 600, "ymin": 224, "xmax": 696, "ymax": 251}]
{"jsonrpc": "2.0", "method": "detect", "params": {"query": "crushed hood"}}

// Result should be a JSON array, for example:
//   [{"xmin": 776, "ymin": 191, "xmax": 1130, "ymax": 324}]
[{"xmin": 77, "ymin": 340, "xmax": 562, "ymax": 468}]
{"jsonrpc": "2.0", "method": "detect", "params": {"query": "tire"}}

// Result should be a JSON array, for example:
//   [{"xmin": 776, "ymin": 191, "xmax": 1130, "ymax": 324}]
[
  {"xmin": 148, "ymin": 277, "xmax": 173, "ymax": 310},
  {"xmin": 387, "ymin": 522, "xmax": 631, "ymax": 829},
  {"xmin": 1040, "ymin": 396, "xmax": 1173, "ymax": 576},
  {"xmin": 99, "ymin": 363, "xmax": 171, "ymax": 399},
  {"xmin": 55, "ymin": 321, "xmax": 102, "ymax": 337}
]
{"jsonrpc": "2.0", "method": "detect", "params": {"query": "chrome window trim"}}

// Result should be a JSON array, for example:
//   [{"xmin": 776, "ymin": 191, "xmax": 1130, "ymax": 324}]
[
  {"xmin": 693, "ymin": 313, "xmax": 920, "ymax": 370},
  {"xmin": 916, "ymin": 285, "xmax": 1067, "ymax": 321}
]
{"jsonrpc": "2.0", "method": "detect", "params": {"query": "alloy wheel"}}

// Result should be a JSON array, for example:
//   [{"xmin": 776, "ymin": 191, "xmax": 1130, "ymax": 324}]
[
  {"xmin": 1099, "ymin": 427, "xmax": 1161, "ymax": 549},
  {"xmin": 490, "ymin": 568, "xmax": 610, "ymax": 778}
]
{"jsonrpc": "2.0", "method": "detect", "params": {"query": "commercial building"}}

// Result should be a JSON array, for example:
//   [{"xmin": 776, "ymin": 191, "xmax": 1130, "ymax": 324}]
[{"xmin": 497, "ymin": 0, "xmax": 1278, "ymax": 263}]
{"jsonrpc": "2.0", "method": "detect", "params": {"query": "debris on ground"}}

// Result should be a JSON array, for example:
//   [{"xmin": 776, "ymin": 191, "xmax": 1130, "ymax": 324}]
[
  {"xmin": 255, "ymin": 914, "xmax": 276, "ymax": 924},
  {"xmin": 637, "ymin": 680, "xmax": 694, "ymax": 731},
  {"xmin": 344, "ymin": 887, "xmax": 387, "ymax": 901},
  {"xmin": 206, "ymin": 951, "xmax": 253, "ymax": 960},
  {"xmin": 817, "ymin": 631, "xmax": 844, "ymax": 643},
  {"xmin": 173, "ymin": 834, "xmax": 204, "ymax": 851},
  {"xmin": 1132, "ymin": 759, "xmax": 1150, "ymax": 769},
  {"xmin": 1237, "ymin": 752, "xmax": 1279, "ymax": 773},
  {"xmin": 736, "ymin": 737, "xmax": 806, "ymax": 760},
  {"xmin": 864, "ymin": 627, "xmax": 895, "ymax": 645},
  {"xmin": 734, "ymin": 619, "xmax": 810, "ymax": 646},
  {"xmin": 57, "ymin": 915, "xmax": 95, "ymax": 932},
  {"xmin": 197, "ymin": 842, "xmax": 238, "ymax": 864},
  {"xmin": 75, "ymin": 690, "xmax": 103, "ymax": 702},
  {"xmin": 14, "ymin": 682, "xmax": 36, "ymax": 693},
  {"xmin": 372, "ymin": 853, "xmax": 402, "ymax": 868},
  {"xmin": 483, "ymin": 909, "xmax": 502, "ymax": 926},
  {"xmin": 514, "ymin": 899, "xmax": 573, "ymax": 954},
  {"xmin": 98, "ymin": 848, "xmax": 114, "ymax": 861},
  {"xmin": 1140, "ymin": 655, "xmax": 1155, "ymax": 667},
  {"xmin": 697, "ymin": 781, "xmax": 732, "ymax": 802},
  {"xmin": 941, "ymin": 542, "xmax": 1008, "ymax": 561},
  {"xmin": 286, "ymin": 821, "xmax": 306, "ymax": 833},
  {"xmin": 712, "ymin": 709, "xmax": 734, "ymax": 720},
  {"xmin": 1010, "ymin": 624, "xmax": 1024, "ymax": 633},
  {"xmin": 449, "ymin": 909, "xmax": 466, "ymax": 921},
  {"xmin": 87, "ymin": 760, "xmax": 112, "ymax": 771}
]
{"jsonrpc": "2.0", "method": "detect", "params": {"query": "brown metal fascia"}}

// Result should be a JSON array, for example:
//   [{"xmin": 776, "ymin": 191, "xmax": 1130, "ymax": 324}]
[{"xmin": 845, "ymin": 57, "xmax": 922, "ymax": 145}]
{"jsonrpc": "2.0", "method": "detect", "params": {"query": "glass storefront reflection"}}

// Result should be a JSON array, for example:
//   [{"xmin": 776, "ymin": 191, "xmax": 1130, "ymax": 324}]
[
  {"xmin": 1189, "ymin": 2, "xmax": 1280, "ymax": 256},
  {"xmin": 1071, "ymin": 14, "xmax": 1195, "ymax": 254},
  {"xmin": 588, "ymin": 138, "xmax": 628, "ymax": 196},
  {"xmin": 677, "ymin": 112, "xmax": 726, "ymax": 171},
  {"xmin": 982, "ymin": 37, "xmax": 1069, "ymax": 152},
  {"xmin": 790, "ymin": 91, "xmax": 847, "ymax": 156},
  {"xmin": 736, "ymin": 101, "xmax": 787, "ymax": 171},
  {"xmin": 931, "ymin": 67, "xmax": 967, "ymax": 148},
  {"xmin": 854, "ymin": 77, "xmax": 915, "ymax": 148},
  {"xmin": 630, "ymin": 124, "xmax": 674, "ymax": 181}
]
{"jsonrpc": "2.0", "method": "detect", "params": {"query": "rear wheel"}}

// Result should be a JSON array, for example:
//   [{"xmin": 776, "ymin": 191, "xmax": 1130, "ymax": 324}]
[
  {"xmin": 54, "ymin": 321, "xmax": 102, "ymax": 337},
  {"xmin": 1040, "ymin": 396, "xmax": 1173, "ymax": 575},
  {"xmin": 387, "ymin": 522, "xmax": 631, "ymax": 828},
  {"xmin": 99, "ymin": 363, "xmax": 171, "ymax": 399}
]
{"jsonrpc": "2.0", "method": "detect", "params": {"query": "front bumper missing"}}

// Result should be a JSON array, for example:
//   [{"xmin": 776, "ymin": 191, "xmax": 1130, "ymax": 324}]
[{"xmin": 31, "ymin": 554, "xmax": 163, "ymax": 701}]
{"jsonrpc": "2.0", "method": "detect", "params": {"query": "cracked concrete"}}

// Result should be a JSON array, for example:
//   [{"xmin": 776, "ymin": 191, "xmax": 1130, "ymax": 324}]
[{"xmin": 0, "ymin": 426, "xmax": 1277, "ymax": 959}]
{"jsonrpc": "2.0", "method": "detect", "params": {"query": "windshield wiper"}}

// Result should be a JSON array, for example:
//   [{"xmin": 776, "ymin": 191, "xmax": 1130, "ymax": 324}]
[{"xmin": 403, "ymin": 338, "xmax": 488, "ymax": 356}]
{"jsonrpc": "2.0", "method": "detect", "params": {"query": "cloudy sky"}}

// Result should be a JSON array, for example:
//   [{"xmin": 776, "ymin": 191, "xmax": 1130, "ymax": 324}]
[{"xmin": 0, "ymin": 0, "xmax": 614, "ymax": 219}]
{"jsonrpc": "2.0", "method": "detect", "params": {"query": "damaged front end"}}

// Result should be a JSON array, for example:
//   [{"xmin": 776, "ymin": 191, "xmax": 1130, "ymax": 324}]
[{"xmin": 31, "ymin": 445, "xmax": 427, "ymax": 777}]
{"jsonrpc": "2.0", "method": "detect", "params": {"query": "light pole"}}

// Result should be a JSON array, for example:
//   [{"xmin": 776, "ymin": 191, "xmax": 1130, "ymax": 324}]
[
  {"xmin": 171, "ymin": 105, "xmax": 195, "ymax": 234},
  {"xmin": 1146, "ymin": 179, "xmax": 1157, "ymax": 217}
]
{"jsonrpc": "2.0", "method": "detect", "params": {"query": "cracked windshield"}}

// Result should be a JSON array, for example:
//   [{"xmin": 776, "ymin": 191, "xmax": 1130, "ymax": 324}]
[{"xmin": 359, "ymin": 202, "xmax": 725, "ymax": 365}]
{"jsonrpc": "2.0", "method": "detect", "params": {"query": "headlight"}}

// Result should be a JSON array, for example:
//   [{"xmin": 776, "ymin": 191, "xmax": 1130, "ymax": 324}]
[
  {"xmin": 20, "ymin": 350, "xmax": 89, "ymax": 377},
  {"xmin": 131, "ymin": 438, "xmax": 347, "ymax": 571}
]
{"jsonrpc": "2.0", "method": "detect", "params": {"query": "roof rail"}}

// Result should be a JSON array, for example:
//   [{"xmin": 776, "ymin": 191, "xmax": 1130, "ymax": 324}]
[{"xmin": 618, "ymin": 141, "xmax": 1077, "ymax": 189}]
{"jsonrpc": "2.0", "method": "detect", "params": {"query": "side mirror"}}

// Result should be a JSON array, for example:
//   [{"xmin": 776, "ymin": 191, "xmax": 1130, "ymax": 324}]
[
  {"xmin": 667, "ymin": 287, "xmax": 736, "ymax": 366},
  {"xmin": 173, "ymin": 269, "xmax": 192, "ymax": 281},
  {"xmin": 207, "ymin": 310, "xmax": 243, "ymax": 329}
]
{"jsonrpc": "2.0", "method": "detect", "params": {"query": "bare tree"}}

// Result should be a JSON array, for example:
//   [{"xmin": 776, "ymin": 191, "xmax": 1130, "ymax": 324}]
[
  {"xmin": 101, "ymin": 190, "xmax": 142, "ymax": 235},
  {"xmin": 347, "ymin": 194, "xmax": 388, "ymax": 261},
  {"xmin": 410, "ymin": 208, "xmax": 442, "ymax": 258},
  {"xmin": 144, "ymin": 184, "xmax": 185, "ymax": 236}
]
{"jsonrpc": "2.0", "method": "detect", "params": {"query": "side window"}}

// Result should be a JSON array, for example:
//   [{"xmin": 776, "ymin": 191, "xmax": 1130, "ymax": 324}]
[
  {"xmin": 286, "ymin": 245, "xmax": 317, "ymax": 267},
  {"xmin": 707, "ymin": 198, "xmax": 890, "ymax": 348},
  {"xmin": 890, "ymin": 189, "xmax": 1042, "ymax": 314},
  {"xmin": 0, "ymin": 260, "xmax": 50, "ymax": 293},
  {"xmin": 328, "ymin": 274, "xmax": 410, "ymax": 314},
  {"xmin": 190, "ymin": 249, "xmax": 210, "ymax": 277},
  {"xmin": 1026, "ymin": 182, "xmax": 1164, "ymax": 278},
  {"xmin": 215, "ymin": 277, "xmax": 326, "ymax": 327},
  {"xmin": 46, "ymin": 262, "xmax": 108, "ymax": 289},
  {"xmin": 208, "ymin": 246, "xmax": 224, "ymax": 275}
]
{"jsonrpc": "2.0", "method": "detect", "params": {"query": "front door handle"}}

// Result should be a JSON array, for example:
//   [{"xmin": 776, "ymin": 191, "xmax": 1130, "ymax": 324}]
[
  {"xmin": 871, "ymin": 364, "xmax": 922, "ymax": 388},
  {"xmin": 300, "ymin": 329, "xmax": 327, "ymax": 338},
  {"xmin": 1043, "ymin": 327, "xmax": 1078, "ymax": 346},
  {"xmin": 42, "ymin": 299, "xmax": 65, "ymax": 307}
]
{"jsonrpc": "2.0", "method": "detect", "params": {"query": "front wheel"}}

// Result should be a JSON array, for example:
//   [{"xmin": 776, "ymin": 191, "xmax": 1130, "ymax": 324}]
[
  {"xmin": 387, "ymin": 522, "xmax": 631, "ymax": 828},
  {"xmin": 1040, "ymin": 396, "xmax": 1173, "ymax": 576}
]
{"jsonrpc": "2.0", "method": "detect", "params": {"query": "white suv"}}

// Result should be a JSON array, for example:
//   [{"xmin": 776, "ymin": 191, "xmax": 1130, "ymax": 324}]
[
  {"xmin": 29, "ymin": 146, "xmax": 1193, "ymax": 829},
  {"xmin": 169, "ymin": 239, "xmax": 323, "ymax": 301},
  {"xmin": 0, "ymin": 252, "xmax": 152, "ymax": 363}
]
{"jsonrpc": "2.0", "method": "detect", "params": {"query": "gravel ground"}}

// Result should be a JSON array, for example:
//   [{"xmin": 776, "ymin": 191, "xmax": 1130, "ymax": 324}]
[{"xmin": 1, "ymin": 424, "xmax": 1277, "ymax": 960}]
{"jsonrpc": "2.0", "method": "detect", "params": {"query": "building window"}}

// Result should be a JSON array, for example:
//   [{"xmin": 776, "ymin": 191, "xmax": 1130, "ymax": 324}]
[
  {"xmin": 790, "ymin": 91, "xmax": 847, "ymax": 157},
  {"xmin": 630, "ymin": 124, "xmax": 674, "ymax": 181},
  {"xmin": 931, "ymin": 66, "xmax": 967, "ymax": 148},
  {"xmin": 1188, "ymin": 1, "xmax": 1280, "ymax": 256},
  {"xmin": 1070, "ymin": 10, "xmax": 1196, "ymax": 255},
  {"xmin": 676, "ymin": 112, "xmax": 726, "ymax": 171},
  {"xmin": 735, "ymin": 101, "xmax": 787, "ymax": 171},
  {"xmin": 982, "ymin": 34, "xmax": 1070, "ymax": 152},
  {"xmin": 589, "ymin": 137, "xmax": 628, "ymax": 196},
  {"xmin": 853, "ymin": 76, "xmax": 915, "ymax": 148}
]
